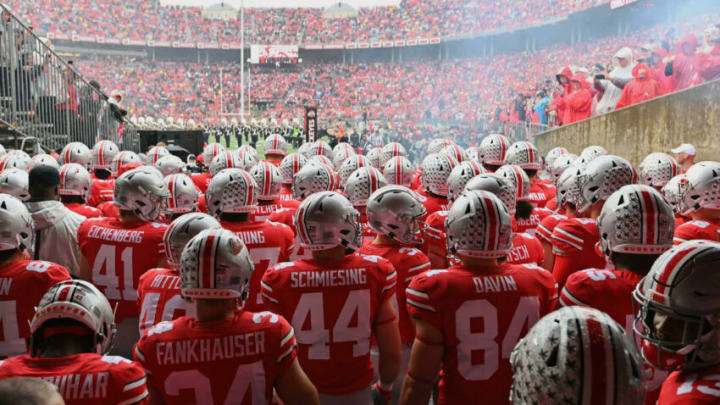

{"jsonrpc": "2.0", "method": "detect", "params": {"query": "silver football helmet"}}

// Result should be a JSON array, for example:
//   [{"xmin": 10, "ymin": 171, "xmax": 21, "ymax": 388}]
[
  {"xmin": 478, "ymin": 134, "xmax": 510, "ymax": 166},
  {"xmin": 576, "ymin": 155, "xmax": 636, "ymax": 213},
  {"xmin": 447, "ymin": 161, "xmax": 486, "ymax": 202},
  {"xmin": 639, "ymin": 152, "xmax": 679, "ymax": 188},
  {"xmin": 344, "ymin": 167, "xmax": 388, "ymax": 207},
  {"xmin": 111, "ymin": 151, "xmax": 141, "ymax": 177},
  {"xmin": 0, "ymin": 169, "xmax": 29, "ymax": 201},
  {"xmin": 114, "ymin": 166, "xmax": 169, "ymax": 221},
  {"xmin": 332, "ymin": 146, "xmax": 356, "ymax": 170},
  {"xmin": 234, "ymin": 150, "xmax": 258, "ymax": 171},
  {"xmin": 382, "ymin": 156, "xmax": 415, "ymax": 188},
  {"xmin": 0, "ymin": 153, "xmax": 32, "ymax": 172},
  {"xmin": 91, "ymin": 140, "xmax": 120, "ymax": 170},
  {"xmin": 0, "ymin": 193, "xmax": 33, "ymax": 252},
  {"xmin": 209, "ymin": 151, "xmax": 242, "ymax": 177},
  {"xmin": 338, "ymin": 155, "xmax": 370, "ymax": 186},
  {"xmin": 279, "ymin": 153, "xmax": 307, "ymax": 185},
  {"xmin": 155, "ymin": 155, "xmax": 185, "ymax": 177},
  {"xmin": 364, "ymin": 147, "xmax": 383, "ymax": 168},
  {"xmin": 580, "ymin": 145, "xmax": 608, "ymax": 160},
  {"xmin": 333, "ymin": 142, "xmax": 354, "ymax": 156},
  {"xmin": 297, "ymin": 142, "xmax": 314, "ymax": 159},
  {"xmin": 661, "ymin": 174, "xmax": 689, "ymax": 215},
  {"xmin": 634, "ymin": 240, "xmax": 720, "ymax": 371},
  {"xmin": 420, "ymin": 153, "xmax": 458, "ymax": 197},
  {"xmin": 495, "ymin": 164, "xmax": 530, "ymax": 201},
  {"xmin": 544, "ymin": 146, "xmax": 570, "ymax": 167},
  {"xmin": 446, "ymin": 190, "xmax": 512, "ymax": 258},
  {"xmin": 60, "ymin": 142, "xmax": 91, "ymax": 168},
  {"xmin": 441, "ymin": 144, "xmax": 467, "ymax": 164},
  {"xmin": 681, "ymin": 162, "xmax": 720, "ymax": 215},
  {"xmin": 237, "ymin": 145, "xmax": 259, "ymax": 163},
  {"xmin": 294, "ymin": 191, "xmax": 362, "ymax": 251},
  {"xmin": 597, "ymin": 185, "xmax": 675, "ymax": 259},
  {"xmin": 465, "ymin": 146, "xmax": 481, "ymax": 165},
  {"xmin": 31, "ymin": 154, "xmax": 59, "ymax": 170},
  {"xmin": 163, "ymin": 212, "xmax": 221, "ymax": 266},
  {"xmin": 145, "ymin": 146, "xmax": 170, "ymax": 165},
  {"xmin": 310, "ymin": 140, "xmax": 333, "ymax": 159},
  {"xmin": 165, "ymin": 174, "xmax": 199, "ymax": 214},
  {"xmin": 30, "ymin": 280, "xmax": 116, "ymax": 355},
  {"xmin": 380, "ymin": 142, "xmax": 407, "ymax": 166},
  {"xmin": 308, "ymin": 155, "xmax": 332, "ymax": 168},
  {"xmin": 201, "ymin": 143, "xmax": 225, "ymax": 165},
  {"xmin": 366, "ymin": 185, "xmax": 426, "ymax": 244},
  {"xmin": 555, "ymin": 163, "xmax": 585, "ymax": 209},
  {"xmin": 180, "ymin": 228, "xmax": 254, "ymax": 301},
  {"xmin": 264, "ymin": 134, "xmax": 289, "ymax": 157},
  {"xmin": 464, "ymin": 173, "xmax": 517, "ymax": 215},
  {"xmin": 511, "ymin": 306, "xmax": 645, "ymax": 405},
  {"xmin": 59, "ymin": 163, "xmax": 92, "ymax": 203},
  {"xmin": 504, "ymin": 141, "xmax": 542, "ymax": 171},
  {"xmin": 249, "ymin": 161, "xmax": 282, "ymax": 201},
  {"xmin": 547, "ymin": 153, "xmax": 578, "ymax": 184},
  {"xmin": 427, "ymin": 139, "xmax": 452, "ymax": 154},
  {"xmin": 293, "ymin": 163, "xmax": 337, "ymax": 200},
  {"xmin": 205, "ymin": 168, "xmax": 258, "ymax": 216}
]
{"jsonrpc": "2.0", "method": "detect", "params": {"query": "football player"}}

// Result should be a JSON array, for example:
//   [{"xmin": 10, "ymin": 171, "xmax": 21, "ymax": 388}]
[
  {"xmin": 638, "ymin": 152, "xmax": 680, "ymax": 192},
  {"xmin": 560, "ymin": 185, "xmax": 675, "ymax": 403},
  {"xmin": 191, "ymin": 143, "xmax": 224, "ymax": 193},
  {"xmin": 278, "ymin": 152, "xmax": 307, "ymax": 201},
  {"xmin": 77, "ymin": 167, "xmax": 169, "ymax": 357},
  {"xmin": 163, "ymin": 173, "xmax": 199, "ymax": 221},
  {"xmin": 207, "ymin": 168, "xmax": 294, "ymax": 312},
  {"xmin": 359, "ymin": 185, "xmax": 430, "ymax": 401},
  {"xmin": 662, "ymin": 174, "xmax": 690, "ymax": 229},
  {"xmin": 88, "ymin": 141, "xmax": 119, "ymax": 206},
  {"xmin": 543, "ymin": 152, "xmax": 577, "ymax": 213},
  {"xmin": 510, "ymin": 306, "xmax": 645, "ymax": 404},
  {"xmin": 344, "ymin": 167, "xmax": 388, "ymax": 244},
  {"xmin": 59, "ymin": 163, "xmax": 102, "ymax": 218},
  {"xmin": 477, "ymin": 134, "xmax": 510, "ymax": 173},
  {"xmin": 261, "ymin": 191, "xmax": 401, "ymax": 404},
  {"xmin": 417, "ymin": 153, "xmax": 457, "ymax": 219},
  {"xmin": 504, "ymin": 141, "xmax": 554, "ymax": 209},
  {"xmin": 135, "ymin": 229, "xmax": 319, "ymax": 405},
  {"xmin": 59, "ymin": 142, "xmax": 91, "ymax": 169},
  {"xmin": 400, "ymin": 191, "xmax": 557, "ymax": 405},
  {"xmin": 0, "ymin": 194, "xmax": 71, "ymax": 359},
  {"xmin": 496, "ymin": 164, "xmax": 552, "ymax": 235},
  {"xmin": 633, "ymin": 240, "xmax": 720, "ymax": 404},
  {"xmin": 248, "ymin": 161, "xmax": 300, "ymax": 222},
  {"xmin": 551, "ymin": 155, "xmax": 635, "ymax": 289},
  {"xmin": 382, "ymin": 156, "xmax": 415, "ymax": 188},
  {"xmin": 673, "ymin": 162, "xmax": 720, "ymax": 244},
  {"xmin": 263, "ymin": 134, "xmax": 290, "ymax": 167},
  {"xmin": 0, "ymin": 280, "xmax": 149, "ymax": 405},
  {"xmin": 136, "ymin": 213, "xmax": 221, "ymax": 335}
]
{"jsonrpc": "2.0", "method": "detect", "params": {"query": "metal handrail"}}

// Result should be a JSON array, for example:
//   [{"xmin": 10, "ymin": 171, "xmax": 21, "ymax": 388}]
[{"xmin": 0, "ymin": 4, "xmax": 140, "ymax": 152}]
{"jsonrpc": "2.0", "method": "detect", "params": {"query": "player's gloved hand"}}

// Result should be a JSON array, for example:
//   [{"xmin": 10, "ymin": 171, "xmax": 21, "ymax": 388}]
[{"xmin": 371, "ymin": 381, "xmax": 392, "ymax": 405}]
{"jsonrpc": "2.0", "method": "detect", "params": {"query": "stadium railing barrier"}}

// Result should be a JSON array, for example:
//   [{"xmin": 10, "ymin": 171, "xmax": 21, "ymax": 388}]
[{"xmin": 0, "ymin": 5, "xmax": 140, "ymax": 152}]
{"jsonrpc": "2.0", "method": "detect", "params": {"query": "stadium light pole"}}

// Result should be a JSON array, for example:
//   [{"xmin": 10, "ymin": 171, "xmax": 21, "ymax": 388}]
[{"xmin": 240, "ymin": 0, "xmax": 245, "ymax": 119}]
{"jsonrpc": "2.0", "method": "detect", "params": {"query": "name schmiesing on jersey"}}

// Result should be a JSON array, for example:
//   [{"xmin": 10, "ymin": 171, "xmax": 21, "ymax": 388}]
[
  {"xmin": 290, "ymin": 268, "xmax": 367, "ymax": 288},
  {"xmin": 154, "ymin": 332, "xmax": 266, "ymax": 366},
  {"xmin": 86, "ymin": 225, "xmax": 144, "ymax": 244}
]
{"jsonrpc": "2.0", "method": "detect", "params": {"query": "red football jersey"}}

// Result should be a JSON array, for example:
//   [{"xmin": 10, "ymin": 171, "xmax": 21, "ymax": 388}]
[
  {"xmin": 514, "ymin": 207, "xmax": 553, "ymax": 235},
  {"xmin": 134, "ymin": 312, "xmax": 296, "ymax": 405},
  {"xmin": 424, "ymin": 210, "xmax": 449, "ymax": 263},
  {"xmin": 0, "ymin": 260, "xmax": 71, "ymax": 358},
  {"xmin": 359, "ymin": 213, "xmax": 377, "ymax": 244},
  {"xmin": 551, "ymin": 218, "xmax": 606, "ymax": 289},
  {"xmin": 658, "ymin": 365, "xmax": 720, "ymax": 405},
  {"xmin": 261, "ymin": 254, "xmax": 397, "ymax": 394},
  {"xmin": 358, "ymin": 242, "xmax": 431, "ymax": 344},
  {"xmin": 410, "ymin": 168, "xmax": 422, "ymax": 191},
  {"xmin": 527, "ymin": 180, "xmax": 554, "ymax": 209},
  {"xmin": 191, "ymin": 172, "xmax": 211, "ymax": 193},
  {"xmin": 415, "ymin": 189, "xmax": 449, "ymax": 220},
  {"xmin": 220, "ymin": 220, "xmax": 294, "ymax": 312},
  {"xmin": 88, "ymin": 178, "xmax": 115, "ymax": 207},
  {"xmin": 97, "ymin": 201, "xmax": 120, "ymax": 219},
  {"xmin": 675, "ymin": 216, "xmax": 688, "ymax": 229},
  {"xmin": 0, "ymin": 353, "xmax": 148, "ymax": 405},
  {"xmin": 406, "ymin": 263, "xmax": 557, "ymax": 404},
  {"xmin": 545, "ymin": 197, "xmax": 559, "ymax": 213},
  {"xmin": 250, "ymin": 199, "xmax": 300, "ymax": 222},
  {"xmin": 64, "ymin": 202, "xmax": 102, "ymax": 218},
  {"xmin": 506, "ymin": 233, "xmax": 545, "ymax": 265},
  {"xmin": 268, "ymin": 208, "xmax": 312, "ymax": 262},
  {"xmin": 673, "ymin": 219, "xmax": 720, "ymax": 245},
  {"xmin": 77, "ymin": 217, "xmax": 168, "ymax": 322},
  {"xmin": 535, "ymin": 214, "xmax": 568, "ymax": 245},
  {"xmin": 137, "ymin": 268, "xmax": 196, "ymax": 336}
]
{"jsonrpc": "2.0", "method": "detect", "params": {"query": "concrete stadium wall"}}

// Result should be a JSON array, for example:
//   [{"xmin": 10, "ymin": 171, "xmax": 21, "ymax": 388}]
[{"xmin": 535, "ymin": 79, "xmax": 720, "ymax": 165}]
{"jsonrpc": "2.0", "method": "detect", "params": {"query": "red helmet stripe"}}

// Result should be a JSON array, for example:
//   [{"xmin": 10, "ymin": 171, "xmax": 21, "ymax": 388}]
[
  {"xmin": 295, "ymin": 203, "xmax": 311, "ymax": 244},
  {"xmin": 163, "ymin": 221, "xmax": 178, "ymax": 263},
  {"xmin": 200, "ymin": 231, "xmax": 218, "ymax": 289},
  {"xmin": 293, "ymin": 155, "xmax": 299, "ymax": 175},
  {"xmin": 499, "ymin": 138, "xmax": 507, "ymax": 160},
  {"xmin": 243, "ymin": 171, "xmax": 254, "ymax": 207},
  {"xmin": 668, "ymin": 157, "xmax": 678, "ymax": 178},
  {"xmin": 481, "ymin": 196, "xmax": 498, "ymax": 250},
  {"xmin": 396, "ymin": 157, "xmax": 402, "ymax": 185},
  {"xmin": 585, "ymin": 317, "xmax": 612, "ymax": 405},
  {"xmin": 369, "ymin": 169, "xmax": 377, "ymax": 193},
  {"xmin": 98, "ymin": 142, "xmax": 105, "ymax": 166},
  {"xmin": 56, "ymin": 284, "xmax": 71, "ymax": 302},
  {"xmin": 59, "ymin": 165, "xmax": 68, "ymax": 190},
  {"xmin": 273, "ymin": 136, "xmax": 278, "ymax": 150},
  {"xmin": 167, "ymin": 175, "xmax": 177, "ymax": 209},
  {"xmin": 263, "ymin": 164, "xmax": 271, "ymax": 196},
  {"xmin": 639, "ymin": 189, "xmax": 657, "ymax": 245},
  {"xmin": 64, "ymin": 147, "xmax": 72, "ymax": 164},
  {"xmin": 653, "ymin": 246, "xmax": 696, "ymax": 300}
]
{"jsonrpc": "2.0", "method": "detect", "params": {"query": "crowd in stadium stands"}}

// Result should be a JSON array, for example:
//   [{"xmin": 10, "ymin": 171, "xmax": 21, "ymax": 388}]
[
  {"xmin": 72, "ymin": 11, "xmax": 720, "ymax": 130},
  {"xmin": 6, "ymin": 0, "xmax": 611, "ymax": 43}
]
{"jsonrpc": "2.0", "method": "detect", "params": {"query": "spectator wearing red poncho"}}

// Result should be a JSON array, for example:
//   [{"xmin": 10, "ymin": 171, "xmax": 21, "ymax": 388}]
[
  {"xmin": 566, "ymin": 72, "xmax": 592, "ymax": 124},
  {"xmin": 698, "ymin": 26, "xmax": 720, "ymax": 82},
  {"xmin": 665, "ymin": 34, "xmax": 702, "ymax": 91},
  {"xmin": 615, "ymin": 63, "xmax": 665, "ymax": 109},
  {"xmin": 552, "ymin": 67, "xmax": 573, "ymax": 126}
]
